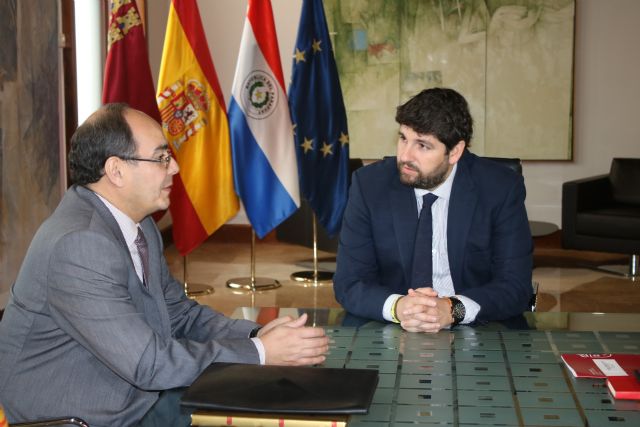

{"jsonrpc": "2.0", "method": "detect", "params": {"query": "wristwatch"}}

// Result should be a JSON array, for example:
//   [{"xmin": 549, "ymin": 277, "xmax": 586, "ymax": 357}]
[
  {"xmin": 449, "ymin": 297, "xmax": 465, "ymax": 326},
  {"xmin": 249, "ymin": 326, "xmax": 262, "ymax": 338}
]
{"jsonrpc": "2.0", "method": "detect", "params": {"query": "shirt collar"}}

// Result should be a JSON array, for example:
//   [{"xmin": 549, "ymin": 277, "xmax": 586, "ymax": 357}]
[
  {"xmin": 94, "ymin": 193, "xmax": 140, "ymax": 249},
  {"xmin": 414, "ymin": 162, "xmax": 458, "ymax": 201}
]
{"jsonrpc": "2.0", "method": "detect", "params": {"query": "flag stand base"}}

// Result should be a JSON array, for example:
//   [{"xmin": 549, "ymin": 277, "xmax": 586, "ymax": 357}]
[
  {"xmin": 226, "ymin": 229, "xmax": 281, "ymax": 292},
  {"xmin": 290, "ymin": 270, "xmax": 333, "ymax": 286},
  {"xmin": 185, "ymin": 282, "xmax": 214, "ymax": 299},
  {"xmin": 292, "ymin": 215, "xmax": 334, "ymax": 287},
  {"xmin": 183, "ymin": 256, "xmax": 214, "ymax": 299},
  {"xmin": 226, "ymin": 277, "xmax": 281, "ymax": 291}
]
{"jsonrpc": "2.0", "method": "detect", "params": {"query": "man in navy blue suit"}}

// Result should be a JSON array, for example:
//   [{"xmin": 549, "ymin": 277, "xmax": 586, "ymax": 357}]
[{"xmin": 334, "ymin": 88, "xmax": 533, "ymax": 332}]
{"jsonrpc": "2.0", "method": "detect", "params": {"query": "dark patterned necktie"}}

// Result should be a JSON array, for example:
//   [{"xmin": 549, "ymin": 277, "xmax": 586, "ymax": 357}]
[
  {"xmin": 411, "ymin": 193, "xmax": 438, "ymax": 289},
  {"xmin": 134, "ymin": 227, "xmax": 149, "ymax": 287}
]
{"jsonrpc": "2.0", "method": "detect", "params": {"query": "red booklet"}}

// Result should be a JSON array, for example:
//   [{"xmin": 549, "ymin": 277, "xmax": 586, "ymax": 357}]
[
  {"xmin": 561, "ymin": 354, "xmax": 640, "ymax": 400},
  {"xmin": 607, "ymin": 375, "xmax": 640, "ymax": 400}
]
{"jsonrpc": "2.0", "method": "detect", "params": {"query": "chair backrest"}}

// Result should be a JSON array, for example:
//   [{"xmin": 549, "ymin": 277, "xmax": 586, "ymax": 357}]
[
  {"xmin": 610, "ymin": 158, "xmax": 640, "ymax": 205},
  {"xmin": 482, "ymin": 156, "xmax": 522, "ymax": 176}
]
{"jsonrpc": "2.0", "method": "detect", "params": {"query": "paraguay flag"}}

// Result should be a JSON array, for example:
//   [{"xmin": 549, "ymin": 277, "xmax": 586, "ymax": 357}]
[{"xmin": 228, "ymin": 0, "xmax": 300, "ymax": 239}]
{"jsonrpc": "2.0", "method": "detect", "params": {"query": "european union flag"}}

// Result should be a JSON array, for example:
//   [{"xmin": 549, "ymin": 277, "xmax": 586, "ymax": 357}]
[{"xmin": 289, "ymin": 0, "xmax": 349, "ymax": 237}]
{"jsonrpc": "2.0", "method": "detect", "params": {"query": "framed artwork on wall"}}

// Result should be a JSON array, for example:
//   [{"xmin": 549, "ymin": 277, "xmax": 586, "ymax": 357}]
[{"xmin": 325, "ymin": 0, "xmax": 575, "ymax": 160}]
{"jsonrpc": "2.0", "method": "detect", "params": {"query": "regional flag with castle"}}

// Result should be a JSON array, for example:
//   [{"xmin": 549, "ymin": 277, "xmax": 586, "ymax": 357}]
[
  {"xmin": 103, "ymin": 0, "xmax": 161, "ymax": 123},
  {"xmin": 157, "ymin": 0, "xmax": 239, "ymax": 255}
]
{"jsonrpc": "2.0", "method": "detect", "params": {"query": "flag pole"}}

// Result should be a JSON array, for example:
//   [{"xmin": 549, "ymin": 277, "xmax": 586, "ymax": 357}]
[
  {"xmin": 291, "ymin": 214, "xmax": 333, "ymax": 286},
  {"xmin": 183, "ymin": 255, "xmax": 213, "ymax": 299},
  {"xmin": 226, "ymin": 228, "xmax": 281, "ymax": 291}
]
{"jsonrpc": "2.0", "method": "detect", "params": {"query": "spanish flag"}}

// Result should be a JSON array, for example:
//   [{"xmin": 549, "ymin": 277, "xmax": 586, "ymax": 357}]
[{"xmin": 157, "ymin": 0, "xmax": 239, "ymax": 255}]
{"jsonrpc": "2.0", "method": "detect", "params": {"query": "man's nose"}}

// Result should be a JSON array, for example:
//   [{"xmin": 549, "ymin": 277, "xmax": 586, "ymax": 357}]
[{"xmin": 168, "ymin": 156, "xmax": 180, "ymax": 175}]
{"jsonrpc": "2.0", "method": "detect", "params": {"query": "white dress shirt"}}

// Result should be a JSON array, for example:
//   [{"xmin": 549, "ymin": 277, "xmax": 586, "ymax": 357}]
[{"xmin": 383, "ymin": 164, "xmax": 480, "ymax": 324}]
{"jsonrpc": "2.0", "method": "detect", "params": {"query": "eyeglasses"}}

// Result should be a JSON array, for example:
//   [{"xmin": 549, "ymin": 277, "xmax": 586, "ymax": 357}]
[{"xmin": 120, "ymin": 152, "xmax": 173, "ymax": 169}]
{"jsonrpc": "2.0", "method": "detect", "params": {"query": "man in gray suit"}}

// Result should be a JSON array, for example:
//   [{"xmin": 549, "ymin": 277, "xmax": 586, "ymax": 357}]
[{"xmin": 0, "ymin": 104, "xmax": 328, "ymax": 426}]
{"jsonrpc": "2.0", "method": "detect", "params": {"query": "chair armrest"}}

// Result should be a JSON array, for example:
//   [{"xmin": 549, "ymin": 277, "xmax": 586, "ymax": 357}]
[
  {"xmin": 562, "ymin": 174, "xmax": 610, "ymax": 242},
  {"xmin": 562, "ymin": 174, "xmax": 612, "ymax": 212}
]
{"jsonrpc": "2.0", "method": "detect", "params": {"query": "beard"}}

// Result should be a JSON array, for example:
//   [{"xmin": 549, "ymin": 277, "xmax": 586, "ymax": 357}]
[{"xmin": 398, "ymin": 157, "xmax": 450, "ymax": 190}]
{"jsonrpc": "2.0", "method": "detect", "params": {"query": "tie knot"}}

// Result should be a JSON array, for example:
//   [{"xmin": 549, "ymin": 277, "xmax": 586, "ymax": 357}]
[{"xmin": 422, "ymin": 193, "xmax": 438, "ymax": 209}]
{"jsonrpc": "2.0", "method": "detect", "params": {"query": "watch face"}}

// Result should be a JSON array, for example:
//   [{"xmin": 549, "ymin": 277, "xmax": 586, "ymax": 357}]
[{"xmin": 451, "ymin": 298, "xmax": 465, "ymax": 322}]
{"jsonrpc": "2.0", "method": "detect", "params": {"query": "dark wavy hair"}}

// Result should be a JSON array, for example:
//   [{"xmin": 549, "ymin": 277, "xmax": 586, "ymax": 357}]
[
  {"xmin": 395, "ymin": 88, "xmax": 473, "ymax": 152},
  {"xmin": 68, "ymin": 103, "xmax": 137, "ymax": 185}
]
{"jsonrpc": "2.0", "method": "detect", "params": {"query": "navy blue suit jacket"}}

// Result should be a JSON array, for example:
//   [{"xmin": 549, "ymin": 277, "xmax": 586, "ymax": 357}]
[{"xmin": 333, "ymin": 151, "xmax": 533, "ymax": 323}]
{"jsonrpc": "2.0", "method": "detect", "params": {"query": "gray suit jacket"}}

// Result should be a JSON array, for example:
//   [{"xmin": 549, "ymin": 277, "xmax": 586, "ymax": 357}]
[{"xmin": 0, "ymin": 186, "xmax": 259, "ymax": 427}]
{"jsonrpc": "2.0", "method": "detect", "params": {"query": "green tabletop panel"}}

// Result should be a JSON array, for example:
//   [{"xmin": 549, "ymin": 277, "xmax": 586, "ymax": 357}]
[
  {"xmin": 566, "ymin": 376, "xmax": 609, "ymax": 394},
  {"xmin": 456, "ymin": 375, "xmax": 511, "ymax": 391},
  {"xmin": 355, "ymin": 327, "xmax": 403, "ymax": 338},
  {"xmin": 519, "ymin": 407, "xmax": 583, "ymax": 426},
  {"xmin": 377, "ymin": 373, "xmax": 397, "ymax": 388},
  {"xmin": 348, "ymin": 422, "xmax": 389, "ymax": 427},
  {"xmin": 515, "ymin": 391, "xmax": 576, "ymax": 408},
  {"xmin": 325, "ymin": 347, "xmax": 349, "ymax": 360},
  {"xmin": 513, "ymin": 376, "xmax": 569, "ymax": 393},
  {"xmin": 601, "ymin": 340, "xmax": 640, "ymax": 353},
  {"xmin": 350, "ymin": 347, "xmax": 400, "ymax": 361},
  {"xmin": 554, "ymin": 341, "xmax": 605, "ymax": 353},
  {"xmin": 454, "ymin": 339, "xmax": 503, "ymax": 351},
  {"xmin": 576, "ymin": 392, "xmax": 640, "ymax": 411},
  {"xmin": 458, "ymin": 406, "xmax": 519, "ymax": 426},
  {"xmin": 402, "ymin": 348, "xmax": 452, "ymax": 362},
  {"xmin": 506, "ymin": 351, "xmax": 558, "ymax": 364},
  {"xmin": 350, "ymin": 403, "xmax": 391, "ymax": 422},
  {"xmin": 399, "ymin": 373, "xmax": 453, "ymax": 389},
  {"xmin": 346, "ymin": 359, "xmax": 398, "ymax": 374},
  {"xmin": 396, "ymin": 388, "xmax": 454, "ymax": 405},
  {"xmin": 598, "ymin": 331, "xmax": 640, "ymax": 341},
  {"xmin": 453, "ymin": 329, "xmax": 501, "ymax": 340},
  {"xmin": 328, "ymin": 335, "xmax": 355, "ymax": 348},
  {"xmin": 455, "ymin": 361, "xmax": 508, "ymax": 377},
  {"xmin": 401, "ymin": 361, "xmax": 453, "ymax": 375},
  {"xmin": 404, "ymin": 334, "xmax": 453, "ymax": 350},
  {"xmin": 372, "ymin": 387, "xmax": 394, "ymax": 404},
  {"xmin": 550, "ymin": 331, "xmax": 597, "ymax": 341},
  {"xmin": 509, "ymin": 363, "xmax": 565, "ymax": 377},
  {"xmin": 503, "ymin": 339, "xmax": 553, "ymax": 351},
  {"xmin": 454, "ymin": 349, "xmax": 504, "ymax": 363},
  {"xmin": 583, "ymin": 409, "xmax": 640, "ymax": 427},
  {"xmin": 457, "ymin": 389, "xmax": 515, "ymax": 407},
  {"xmin": 353, "ymin": 336, "xmax": 401, "ymax": 349},
  {"xmin": 323, "ymin": 326, "xmax": 357, "ymax": 337},
  {"xmin": 394, "ymin": 404, "xmax": 455, "ymax": 423},
  {"xmin": 500, "ymin": 330, "xmax": 549, "ymax": 340}
]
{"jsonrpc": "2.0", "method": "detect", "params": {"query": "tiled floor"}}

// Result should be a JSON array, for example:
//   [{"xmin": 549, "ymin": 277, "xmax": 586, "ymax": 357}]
[{"xmin": 164, "ymin": 230, "xmax": 638, "ymax": 317}]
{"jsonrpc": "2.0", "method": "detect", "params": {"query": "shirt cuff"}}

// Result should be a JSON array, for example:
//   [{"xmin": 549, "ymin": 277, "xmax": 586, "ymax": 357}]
[
  {"xmin": 251, "ymin": 337, "xmax": 265, "ymax": 365},
  {"xmin": 455, "ymin": 295, "xmax": 480, "ymax": 324},
  {"xmin": 382, "ymin": 294, "xmax": 403, "ymax": 322}
]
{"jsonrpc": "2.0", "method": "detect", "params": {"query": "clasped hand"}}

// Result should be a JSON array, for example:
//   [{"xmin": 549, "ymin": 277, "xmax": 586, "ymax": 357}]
[
  {"xmin": 258, "ymin": 313, "xmax": 329, "ymax": 366},
  {"xmin": 395, "ymin": 288, "xmax": 453, "ymax": 333}
]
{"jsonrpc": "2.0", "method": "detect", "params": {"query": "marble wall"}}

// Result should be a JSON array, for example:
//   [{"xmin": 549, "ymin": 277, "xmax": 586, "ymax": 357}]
[{"xmin": 0, "ymin": 0, "xmax": 63, "ymax": 304}]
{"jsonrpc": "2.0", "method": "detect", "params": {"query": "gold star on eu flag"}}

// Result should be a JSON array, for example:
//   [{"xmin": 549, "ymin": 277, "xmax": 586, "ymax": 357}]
[
  {"xmin": 339, "ymin": 132, "xmax": 349, "ymax": 146},
  {"xmin": 300, "ymin": 137, "xmax": 314, "ymax": 154},
  {"xmin": 294, "ymin": 48, "xmax": 306, "ymax": 64},
  {"xmin": 312, "ymin": 39, "xmax": 322, "ymax": 53},
  {"xmin": 320, "ymin": 141, "xmax": 333, "ymax": 157}
]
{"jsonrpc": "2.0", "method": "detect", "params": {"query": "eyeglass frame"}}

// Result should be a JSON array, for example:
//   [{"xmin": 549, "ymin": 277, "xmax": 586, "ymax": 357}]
[{"xmin": 119, "ymin": 152, "xmax": 173, "ymax": 169}]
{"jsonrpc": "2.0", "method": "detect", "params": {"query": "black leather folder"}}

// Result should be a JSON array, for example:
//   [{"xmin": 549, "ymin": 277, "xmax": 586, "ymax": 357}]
[{"xmin": 180, "ymin": 362, "xmax": 379, "ymax": 415}]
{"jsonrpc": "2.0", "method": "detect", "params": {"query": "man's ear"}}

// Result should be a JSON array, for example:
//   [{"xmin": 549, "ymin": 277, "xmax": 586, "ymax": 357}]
[
  {"xmin": 103, "ymin": 156, "xmax": 125, "ymax": 187},
  {"xmin": 448, "ymin": 141, "xmax": 466, "ymax": 165}
]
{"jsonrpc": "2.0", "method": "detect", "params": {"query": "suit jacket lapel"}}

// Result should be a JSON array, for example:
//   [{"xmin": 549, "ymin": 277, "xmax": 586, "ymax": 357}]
[
  {"xmin": 390, "ymin": 178, "xmax": 419, "ymax": 289},
  {"xmin": 447, "ymin": 153, "xmax": 477, "ymax": 289}
]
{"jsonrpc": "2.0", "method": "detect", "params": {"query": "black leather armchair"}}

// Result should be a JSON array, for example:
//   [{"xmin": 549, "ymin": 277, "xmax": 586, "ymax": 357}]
[{"xmin": 562, "ymin": 158, "xmax": 640, "ymax": 277}]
